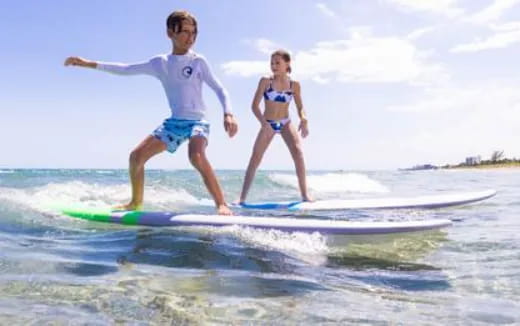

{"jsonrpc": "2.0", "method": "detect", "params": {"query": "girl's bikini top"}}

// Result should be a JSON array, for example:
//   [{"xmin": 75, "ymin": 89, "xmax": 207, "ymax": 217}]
[{"xmin": 263, "ymin": 78, "xmax": 293, "ymax": 103}]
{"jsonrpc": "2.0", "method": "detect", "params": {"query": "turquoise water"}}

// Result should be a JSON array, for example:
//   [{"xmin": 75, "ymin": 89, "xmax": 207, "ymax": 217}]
[{"xmin": 0, "ymin": 168, "xmax": 518, "ymax": 324}]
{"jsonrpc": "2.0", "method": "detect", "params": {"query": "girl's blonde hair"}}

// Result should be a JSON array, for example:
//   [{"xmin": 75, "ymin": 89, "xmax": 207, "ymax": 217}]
[{"xmin": 271, "ymin": 49, "xmax": 292, "ymax": 73}]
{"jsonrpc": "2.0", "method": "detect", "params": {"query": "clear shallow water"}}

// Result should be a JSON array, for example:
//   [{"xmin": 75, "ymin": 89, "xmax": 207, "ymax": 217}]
[{"xmin": 0, "ymin": 168, "xmax": 518, "ymax": 324}]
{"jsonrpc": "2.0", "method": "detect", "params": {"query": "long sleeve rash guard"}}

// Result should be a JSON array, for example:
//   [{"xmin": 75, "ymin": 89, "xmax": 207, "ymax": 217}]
[{"xmin": 97, "ymin": 51, "xmax": 232, "ymax": 120}]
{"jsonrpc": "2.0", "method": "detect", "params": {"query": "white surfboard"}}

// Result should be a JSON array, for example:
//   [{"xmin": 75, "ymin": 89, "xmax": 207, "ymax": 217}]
[
  {"xmin": 60, "ymin": 207, "xmax": 452, "ymax": 235},
  {"xmin": 239, "ymin": 189, "xmax": 496, "ymax": 211},
  {"xmin": 170, "ymin": 214, "xmax": 452, "ymax": 234}
]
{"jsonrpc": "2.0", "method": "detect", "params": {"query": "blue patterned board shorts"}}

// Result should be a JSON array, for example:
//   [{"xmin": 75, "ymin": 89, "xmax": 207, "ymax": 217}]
[{"xmin": 152, "ymin": 118, "xmax": 210, "ymax": 153}]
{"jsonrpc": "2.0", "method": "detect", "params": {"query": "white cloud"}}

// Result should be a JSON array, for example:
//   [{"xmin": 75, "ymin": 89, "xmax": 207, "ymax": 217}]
[
  {"xmin": 384, "ymin": 80, "xmax": 520, "ymax": 162},
  {"xmin": 406, "ymin": 26, "xmax": 438, "ymax": 40},
  {"xmin": 222, "ymin": 29, "xmax": 448, "ymax": 85},
  {"xmin": 490, "ymin": 21, "xmax": 520, "ymax": 31},
  {"xmin": 450, "ymin": 28, "xmax": 520, "ymax": 52},
  {"xmin": 385, "ymin": 0, "xmax": 520, "ymax": 53},
  {"xmin": 221, "ymin": 38, "xmax": 285, "ymax": 77},
  {"xmin": 387, "ymin": 80, "xmax": 520, "ymax": 113},
  {"xmin": 385, "ymin": 0, "xmax": 464, "ymax": 18},
  {"xmin": 293, "ymin": 38, "xmax": 443, "ymax": 84},
  {"xmin": 450, "ymin": 1, "xmax": 520, "ymax": 53},
  {"xmin": 469, "ymin": 0, "xmax": 520, "ymax": 25},
  {"xmin": 243, "ymin": 38, "xmax": 284, "ymax": 55},
  {"xmin": 220, "ymin": 60, "xmax": 268, "ymax": 78},
  {"xmin": 316, "ymin": 3, "xmax": 337, "ymax": 18}
]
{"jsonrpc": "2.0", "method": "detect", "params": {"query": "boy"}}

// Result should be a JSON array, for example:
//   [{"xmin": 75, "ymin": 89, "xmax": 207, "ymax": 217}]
[{"xmin": 64, "ymin": 10, "xmax": 238, "ymax": 215}]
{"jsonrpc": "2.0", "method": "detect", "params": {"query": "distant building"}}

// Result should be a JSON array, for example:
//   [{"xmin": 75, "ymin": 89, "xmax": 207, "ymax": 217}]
[{"xmin": 465, "ymin": 156, "xmax": 481, "ymax": 165}]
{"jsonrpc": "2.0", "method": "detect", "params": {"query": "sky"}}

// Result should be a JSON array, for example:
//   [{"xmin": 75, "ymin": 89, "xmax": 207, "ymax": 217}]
[{"xmin": 0, "ymin": 0, "xmax": 519, "ymax": 170}]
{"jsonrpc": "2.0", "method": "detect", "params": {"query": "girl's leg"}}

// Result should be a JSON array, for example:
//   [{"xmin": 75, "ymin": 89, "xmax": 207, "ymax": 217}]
[
  {"xmin": 281, "ymin": 123, "xmax": 312, "ymax": 201},
  {"xmin": 239, "ymin": 126, "xmax": 275, "ymax": 203},
  {"xmin": 116, "ymin": 135, "xmax": 166, "ymax": 210},
  {"xmin": 188, "ymin": 136, "xmax": 232, "ymax": 215}
]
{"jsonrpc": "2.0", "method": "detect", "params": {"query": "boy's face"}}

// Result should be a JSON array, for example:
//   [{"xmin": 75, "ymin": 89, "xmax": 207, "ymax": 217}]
[{"xmin": 169, "ymin": 19, "xmax": 197, "ymax": 52}]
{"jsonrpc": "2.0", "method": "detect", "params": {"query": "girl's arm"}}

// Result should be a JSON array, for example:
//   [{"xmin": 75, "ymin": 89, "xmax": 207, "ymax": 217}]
[
  {"xmin": 64, "ymin": 56, "xmax": 157, "ymax": 76},
  {"xmin": 252, "ymin": 78, "xmax": 269, "ymax": 126},
  {"xmin": 293, "ymin": 81, "xmax": 309, "ymax": 138}
]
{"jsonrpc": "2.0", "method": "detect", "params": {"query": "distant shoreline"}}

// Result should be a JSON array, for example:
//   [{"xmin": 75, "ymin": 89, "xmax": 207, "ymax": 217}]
[
  {"xmin": 443, "ymin": 162, "xmax": 520, "ymax": 169},
  {"xmin": 404, "ymin": 160, "xmax": 520, "ymax": 171}
]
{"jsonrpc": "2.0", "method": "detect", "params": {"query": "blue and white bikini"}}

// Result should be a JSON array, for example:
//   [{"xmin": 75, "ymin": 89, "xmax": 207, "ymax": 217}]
[
  {"xmin": 263, "ymin": 78, "xmax": 293, "ymax": 133},
  {"xmin": 263, "ymin": 78, "xmax": 294, "ymax": 103}
]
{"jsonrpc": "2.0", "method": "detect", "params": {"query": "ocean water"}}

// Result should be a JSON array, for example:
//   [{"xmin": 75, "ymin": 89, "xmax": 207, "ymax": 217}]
[{"xmin": 0, "ymin": 168, "xmax": 518, "ymax": 325}]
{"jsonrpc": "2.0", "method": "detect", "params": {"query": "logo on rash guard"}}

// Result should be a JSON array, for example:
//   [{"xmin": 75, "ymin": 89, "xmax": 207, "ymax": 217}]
[{"xmin": 182, "ymin": 66, "xmax": 193, "ymax": 78}]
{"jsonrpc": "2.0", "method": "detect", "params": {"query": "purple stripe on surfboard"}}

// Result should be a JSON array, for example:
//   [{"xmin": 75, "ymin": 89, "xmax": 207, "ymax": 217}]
[{"xmin": 108, "ymin": 211, "xmax": 176, "ymax": 226}]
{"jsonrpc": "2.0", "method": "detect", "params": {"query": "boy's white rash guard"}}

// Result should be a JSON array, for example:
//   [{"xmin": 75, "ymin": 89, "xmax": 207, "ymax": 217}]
[{"xmin": 96, "ymin": 51, "xmax": 232, "ymax": 120}]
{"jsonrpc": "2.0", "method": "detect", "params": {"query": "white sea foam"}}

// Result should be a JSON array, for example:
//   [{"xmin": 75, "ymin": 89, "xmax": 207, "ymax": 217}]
[
  {"xmin": 269, "ymin": 172, "xmax": 389, "ymax": 194},
  {"xmin": 201, "ymin": 225, "xmax": 330, "ymax": 265},
  {"xmin": 94, "ymin": 170, "xmax": 115, "ymax": 175},
  {"xmin": 0, "ymin": 181, "xmax": 208, "ymax": 213}
]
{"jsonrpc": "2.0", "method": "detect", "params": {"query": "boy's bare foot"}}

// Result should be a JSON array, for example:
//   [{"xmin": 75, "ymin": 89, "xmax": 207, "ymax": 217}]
[
  {"xmin": 217, "ymin": 204, "xmax": 233, "ymax": 216},
  {"xmin": 112, "ymin": 202, "xmax": 142, "ymax": 211},
  {"xmin": 302, "ymin": 196, "xmax": 314, "ymax": 202}
]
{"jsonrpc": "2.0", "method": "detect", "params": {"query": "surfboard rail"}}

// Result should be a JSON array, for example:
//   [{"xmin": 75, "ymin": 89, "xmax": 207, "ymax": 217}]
[
  {"xmin": 237, "ymin": 189, "xmax": 497, "ymax": 211},
  {"xmin": 60, "ymin": 207, "xmax": 452, "ymax": 235}
]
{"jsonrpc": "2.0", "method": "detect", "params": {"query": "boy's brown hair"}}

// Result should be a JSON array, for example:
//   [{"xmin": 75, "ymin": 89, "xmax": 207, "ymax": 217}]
[{"xmin": 166, "ymin": 10, "xmax": 198, "ymax": 34}]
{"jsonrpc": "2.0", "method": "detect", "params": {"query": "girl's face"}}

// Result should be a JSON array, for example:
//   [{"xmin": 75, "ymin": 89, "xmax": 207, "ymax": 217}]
[{"xmin": 270, "ymin": 55, "xmax": 289, "ymax": 75}]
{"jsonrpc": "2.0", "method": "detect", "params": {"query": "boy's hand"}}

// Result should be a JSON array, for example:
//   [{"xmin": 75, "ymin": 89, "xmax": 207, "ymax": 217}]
[
  {"xmin": 224, "ymin": 114, "xmax": 238, "ymax": 138},
  {"xmin": 64, "ymin": 56, "xmax": 95, "ymax": 68}
]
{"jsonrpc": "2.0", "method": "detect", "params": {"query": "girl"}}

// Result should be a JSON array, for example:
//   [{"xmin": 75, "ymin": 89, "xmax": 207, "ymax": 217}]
[{"xmin": 239, "ymin": 50, "xmax": 311, "ymax": 204}]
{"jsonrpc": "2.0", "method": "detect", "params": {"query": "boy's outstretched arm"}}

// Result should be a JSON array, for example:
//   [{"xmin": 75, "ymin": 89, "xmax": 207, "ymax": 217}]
[
  {"xmin": 64, "ymin": 56, "xmax": 97, "ymax": 68},
  {"xmin": 65, "ymin": 56, "xmax": 157, "ymax": 76}
]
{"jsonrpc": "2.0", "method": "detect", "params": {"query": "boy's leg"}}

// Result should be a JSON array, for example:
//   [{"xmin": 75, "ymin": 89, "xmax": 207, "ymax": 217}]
[
  {"xmin": 239, "ymin": 127, "xmax": 275, "ymax": 203},
  {"xmin": 116, "ymin": 135, "xmax": 166, "ymax": 210},
  {"xmin": 188, "ymin": 136, "xmax": 232, "ymax": 215},
  {"xmin": 281, "ymin": 123, "xmax": 312, "ymax": 201}
]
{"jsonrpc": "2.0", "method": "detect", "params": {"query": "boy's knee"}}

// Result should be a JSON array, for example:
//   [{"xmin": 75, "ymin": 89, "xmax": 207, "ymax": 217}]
[
  {"xmin": 129, "ymin": 149, "xmax": 145, "ymax": 166},
  {"xmin": 189, "ymin": 151, "xmax": 205, "ymax": 168}
]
